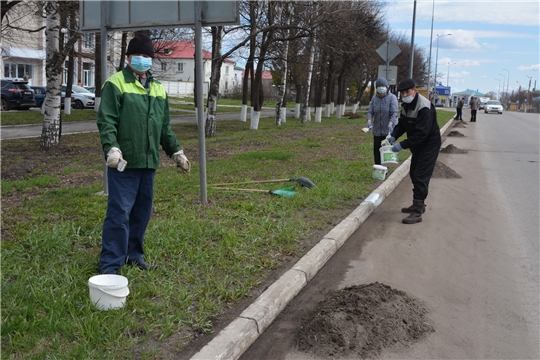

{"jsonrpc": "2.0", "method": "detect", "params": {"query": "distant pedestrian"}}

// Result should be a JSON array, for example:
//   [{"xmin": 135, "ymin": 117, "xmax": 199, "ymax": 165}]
[
  {"xmin": 387, "ymin": 78, "xmax": 441, "ymax": 224},
  {"xmin": 469, "ymin": 97, "xmax": 478, "ymax": 122},
  {"xmin": 96, "ymin": 33, "xmax": 191, "ymax": 274},
  {"xmin": 366, "ymin": 78, "xmax": 398, "ymax": 165},
  {"xmin": 456, "ymin": 97, "xmax": 464, "ymax": 120}
]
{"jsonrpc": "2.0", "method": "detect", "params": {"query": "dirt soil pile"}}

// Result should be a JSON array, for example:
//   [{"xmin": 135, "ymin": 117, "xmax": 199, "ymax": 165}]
[
  {"xmin": 453, "ymin": 122, "xmax": 467, "ymax": 128},
  {"xmin": 447, "ymin": 130, "xmax": 465, "ymax": 137},
  {"xmin": 295, "ymin": 282, "xmax": 435, "ymax": 359},
  {"xmin": 432, "ymin": 161, "xmax": 462, "ymax": 178},
  {"xmin": 440, "ymin": 144, "xmax": 468, "ymax": 154}
]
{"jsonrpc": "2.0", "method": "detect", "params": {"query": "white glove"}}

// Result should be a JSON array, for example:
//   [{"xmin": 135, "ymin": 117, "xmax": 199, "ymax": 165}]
[
  {"xmin": 106, "ymin": 147, "xmax": 123, "ymax": 168},
  {"xmin": 173, "ymin": 149, "xmax": 191, "ymax": 174}
]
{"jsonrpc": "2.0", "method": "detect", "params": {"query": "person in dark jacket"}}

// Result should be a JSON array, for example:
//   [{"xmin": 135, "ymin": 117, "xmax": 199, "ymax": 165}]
[
  {"xmin": 469, "ymin": 96, "xmax": 478, "ymax": 122},
  {"xmin": 367, "ymin": 77, "xmax": 398, "ymax": 165},
  {"xmin": 96, "ymin": 33, "xmax": 191, "ymax": 274},
  {"xmin": 387, "ymin": 78, "xmax": 441, "ymax": 224},
  {"xmin": 456, "ymin": 97, "xmax": 464, "ymax": 120}
]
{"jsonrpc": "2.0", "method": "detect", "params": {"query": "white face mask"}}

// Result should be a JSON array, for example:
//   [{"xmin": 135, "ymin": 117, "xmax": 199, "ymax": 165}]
[
  {"xmin": 376, "ymin": 87, "xmax": 387, "ymax": 94},
  {"xmin": 402, "ymin": 95, "xmax": 414, "ymax": 103}
]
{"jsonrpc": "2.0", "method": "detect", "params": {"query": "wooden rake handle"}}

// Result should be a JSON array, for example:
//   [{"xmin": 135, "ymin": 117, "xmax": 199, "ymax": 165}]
[
  {"xmin": 211, "ymin": 187, "xmax": 271, "ymax": 193},
  {"xmin": 210, "ymin": 179, "xmax": 289, "ymax": 187}
]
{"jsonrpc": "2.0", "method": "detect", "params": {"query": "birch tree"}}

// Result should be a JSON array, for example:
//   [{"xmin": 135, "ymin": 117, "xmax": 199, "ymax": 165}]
[{"xmin": 40, "ymin": 2, "xmax": 63, "ymax": 149}]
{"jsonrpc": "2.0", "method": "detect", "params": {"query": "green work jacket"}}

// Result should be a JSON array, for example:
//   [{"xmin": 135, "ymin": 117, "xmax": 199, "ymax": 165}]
[{"xmin": 97, "ymin": 68, "xmax": 181, "ymax": 169}]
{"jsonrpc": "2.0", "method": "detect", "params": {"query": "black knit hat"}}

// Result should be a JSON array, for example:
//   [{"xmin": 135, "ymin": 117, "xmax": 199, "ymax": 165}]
[
  {"xmin": 126, "ymin": 33, "xmax": 155, "ymax": 58},
  {"xmin": 397, "ymin": 78, "xmax": 416, "ymax": 91}
]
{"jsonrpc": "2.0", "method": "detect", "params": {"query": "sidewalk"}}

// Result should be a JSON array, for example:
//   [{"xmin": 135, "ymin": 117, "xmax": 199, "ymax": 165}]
[{"xmin": 189, "ymin": 118, "xmax": 455, "ymax": 359}]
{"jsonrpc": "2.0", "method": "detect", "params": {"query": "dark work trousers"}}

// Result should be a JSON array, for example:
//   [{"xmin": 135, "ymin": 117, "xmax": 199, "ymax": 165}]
[
  {"xmin": 471, "ymin": 110, "xmax": 477, "ymax": 122},
  {"xmin": 373, "ymin": 135, "xmax": 386, "ymax": 165},
  {"xmin": 456, "ymin": 108, "xmax": 463, "ymax": 120},
  {"xmin": 409, "ymin": 139, "xmax": 441, "ymax": 201},
  {"xmin": 99, "ymin": 168, "xmax": 156, "ymax": 274}
]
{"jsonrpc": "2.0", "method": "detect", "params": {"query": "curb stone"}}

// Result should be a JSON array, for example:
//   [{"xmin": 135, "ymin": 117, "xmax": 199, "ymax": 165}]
[{"xmin": 190, "ymin": 118, "xmax": 455, "ymax": 360}]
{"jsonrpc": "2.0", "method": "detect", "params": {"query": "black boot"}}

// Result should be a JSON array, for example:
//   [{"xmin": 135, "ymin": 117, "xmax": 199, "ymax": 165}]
[
  {"xmin": 402, "ymin": 200, "xmax": 425, "ymax": 224},
  {"xmin": 401, "ymin": 201, "xmax": 426, "ymax": 213}
]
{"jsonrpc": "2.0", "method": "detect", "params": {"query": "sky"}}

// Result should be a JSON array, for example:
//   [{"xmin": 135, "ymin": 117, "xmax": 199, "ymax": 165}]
[{"xmin": 383, "ymin": 0, "xmax": 540, "ymax": 98}]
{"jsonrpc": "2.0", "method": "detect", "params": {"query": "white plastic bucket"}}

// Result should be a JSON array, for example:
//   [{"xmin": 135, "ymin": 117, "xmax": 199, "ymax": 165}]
[
  {"xmin": 88, "ymin": 275, "xmax": 129, "ymax": 311},
  {"xmin": 380, "ymin": 145, "xmax": 399, "ymax": 166},
  {"xmin": 372, "ymin": 165, "xmax": 388, "ymax": 180}
]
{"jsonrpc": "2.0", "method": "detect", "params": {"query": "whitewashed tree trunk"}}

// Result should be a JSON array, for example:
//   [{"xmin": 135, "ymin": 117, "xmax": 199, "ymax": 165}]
[
  {"xmin": 281, "ymin": 107, "xmax": 287, "ymax": 123},
  {"xmin": 275, "ymin": 2, "xmax": 291, "ymax": 126},
  {"xmin": 335, "ymin": 104, "xmax": 342, "ymax": 119},
  {"xmin": 240, "ymin": 104, "xmax": 247, "ymax": 122},
  {"xmin": 94, "ymin": 97, "xmax": 101, "ymax": 111},
  {"xmin": 325, "ymin": 104, "xmax": 330, "ymax": 117},
  {"xmin": 315, "ymin": 107, "xmax": 322, "ymax": 123},
  {"xmin": 352, "ymin": 102, "xmax": 359, "ymax": 113},
  {"xmin": 341, "ymin": 103, "xmax": 346, "ymax": 116},
  {"xmin": 250, "ymin": 111, "xmax": 261, "ymax": 130},
  {"xmin": 64, "ymin": 98, "xmax": 71, "ymax": 115},
  {"xmin": 301, "ymin": 31, "xmax": 316, "ymax": 124},
  {"xmin": 205, "ymin": 26, "xmax": 223, "ymax": 138},
  {"xmin": 40, "ymin": 1, "xmax": 62, "ymax": 150},
  {"xmin": 295, "ymin": 103, "xmax": 300, "ymax": 118},
  {"xmin": 331, "ymin": 102, "xmax": 335, "ymax": 114}
]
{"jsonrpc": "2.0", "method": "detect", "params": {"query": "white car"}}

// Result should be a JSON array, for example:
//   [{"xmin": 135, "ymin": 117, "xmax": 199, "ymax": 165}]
[
  {"xmin": 62, "ymin": 84, "xmax": 95, "ymax": 109},
  {"xmin": 484, "ymin": 100, "xmax": 503, "ymax": 114}
]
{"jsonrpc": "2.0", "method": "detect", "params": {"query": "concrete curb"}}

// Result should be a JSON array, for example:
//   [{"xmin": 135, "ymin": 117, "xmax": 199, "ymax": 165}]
[{"xmin": 191, "ymin": 118, "xmax": 455, "ymax": 360}]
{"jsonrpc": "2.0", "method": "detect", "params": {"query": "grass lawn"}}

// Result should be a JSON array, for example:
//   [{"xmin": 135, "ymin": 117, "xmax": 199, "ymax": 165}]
[{"xmin": 1, "ymin": 109, "xmax": 454, "ymax": 359}]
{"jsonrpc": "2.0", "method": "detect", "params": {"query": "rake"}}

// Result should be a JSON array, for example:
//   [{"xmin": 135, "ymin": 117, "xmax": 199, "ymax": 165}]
[
  {"xmin": 210, "ymin": 176, "xmax": 316, "ymax": 188},
  {"xmin": 212, "ymin": 186, "xmax": 296, "ymax": 197}
]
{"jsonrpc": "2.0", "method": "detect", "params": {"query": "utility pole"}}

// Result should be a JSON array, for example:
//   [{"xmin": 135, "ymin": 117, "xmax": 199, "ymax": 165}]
[{"xmin": 525, "ymin": 75, "xmax": 532, "ymax": 113}]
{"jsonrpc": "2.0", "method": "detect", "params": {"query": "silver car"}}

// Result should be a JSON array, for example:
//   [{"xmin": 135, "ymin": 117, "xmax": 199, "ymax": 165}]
[
  {"xmin": 62, "ymin": 84, "xmax": 95, "ymax": 109},
  {"xmin": 484, "ymin": 100, "xmax": 503, "ymax": 114}
]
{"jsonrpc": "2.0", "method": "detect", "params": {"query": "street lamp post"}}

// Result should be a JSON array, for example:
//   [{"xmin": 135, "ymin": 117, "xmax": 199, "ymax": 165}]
[
  {"xmin": 503, "ymin": 68, "xmax": 510, "ymax": 107},
  {"xmin": 495, "ymin": 78, "xmax": 501, "ymax": 100},
  {"xmin": 426, "ymin": 0, "xmax": 435, "ymax": 99},
  {"xmin": 434, "ymin": 33, "xmax": 451, "ymax": 86},
  {"xmin": 499, "ymin": 73, "xmax": 506, "ymax": 101},
  {"xmin": 525, "ymin": 75, "xmax": 532, "ymax": 113},
  {"xmin": 447, "ymin": 62, "xmax": 456, "ymax": 86}
]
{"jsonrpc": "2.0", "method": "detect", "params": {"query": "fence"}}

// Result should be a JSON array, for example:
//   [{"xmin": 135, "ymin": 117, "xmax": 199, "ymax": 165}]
[{"xmin": 159, "ymin": 80, "xmax": 209, "ymax": 98}]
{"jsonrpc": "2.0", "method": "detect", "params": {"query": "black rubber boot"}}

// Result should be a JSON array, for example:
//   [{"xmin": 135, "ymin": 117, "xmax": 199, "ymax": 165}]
[
  {"xmin": 402, "ymin": 200, "xmax": 425, "ymax": 224},
  {"xmin": 401, "ymin": 201, "xmax": 426, "ymax": 214}
]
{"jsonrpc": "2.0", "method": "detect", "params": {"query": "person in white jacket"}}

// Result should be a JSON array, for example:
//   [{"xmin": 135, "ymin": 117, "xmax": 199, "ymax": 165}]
[{"xmin": 366, "ymin": 78, "xmax": 398, "ymax": 165}]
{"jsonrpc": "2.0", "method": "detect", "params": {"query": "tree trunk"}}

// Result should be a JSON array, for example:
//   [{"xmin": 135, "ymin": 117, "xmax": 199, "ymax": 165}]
[
  {"xmin": 40, "ymin": 1, "xmax": 62, "ymax": 150},
  {"xmin": 274, "ymin": 2, "xmax": 291, "ymax": 126},
  {"xmin": 325, "ymin": 58, "xmax": 334, "ymax": 117},
  {"xmin": 301, "ymin": 33, "xmax": 316, "ymax": 124},
  {"xmin": 205, "ymin": 26, "xmax": 223, "ymax": 138}
]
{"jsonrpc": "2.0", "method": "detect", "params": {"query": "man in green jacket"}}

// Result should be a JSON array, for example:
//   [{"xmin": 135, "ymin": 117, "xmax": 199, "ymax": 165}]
[{"xmin": 97, "ymin": 33, "xmax": 191, "ymax": 274}]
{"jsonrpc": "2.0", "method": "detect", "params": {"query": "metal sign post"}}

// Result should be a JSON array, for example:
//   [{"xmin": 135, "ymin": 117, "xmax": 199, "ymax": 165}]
[
  {"xmin": 376, "ymin": 40, "xmax": 401, "ymax": 84},
  {"xmin": 194, "ymin": 2, "xmax": 207, "ymax": 204},
  {"xmin": 101, "ymin": 1, "xmax": 109, "ymax": 195}
]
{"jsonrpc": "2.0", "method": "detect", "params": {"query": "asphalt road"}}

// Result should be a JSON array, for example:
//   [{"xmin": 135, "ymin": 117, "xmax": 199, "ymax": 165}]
[
  {"xmin": 0, "ymin": 109, "xmax": 276, "ymax": 140},
  {"xmin": 237, "ymin": 110, "xmax": 540, "ymax": 359}
]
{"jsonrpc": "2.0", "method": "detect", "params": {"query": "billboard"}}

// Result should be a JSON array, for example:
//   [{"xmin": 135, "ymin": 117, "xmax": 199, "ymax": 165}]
[{"xmin": 80, "ymin": 0, "xmax": 239, "ymax": 31}]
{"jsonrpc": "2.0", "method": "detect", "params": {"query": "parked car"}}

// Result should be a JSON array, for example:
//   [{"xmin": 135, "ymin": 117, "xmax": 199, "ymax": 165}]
[
  {"xmin": 31, "ymin": 86, "xmax": 73, "ymax": 108},
  {"xmin": 84, "ymin": 86, "xmax": 96, "ymax": 93},
  {"xmin": 484, "ymin": 100, "xmax": 503, "ymax": 114},
  {"xmin": 62, "ymin": 84, "xmax": 95, "ymax": 109},
  {"xmin": 1, "ymin": 78, "xmax": 36, "ymax": 111}
]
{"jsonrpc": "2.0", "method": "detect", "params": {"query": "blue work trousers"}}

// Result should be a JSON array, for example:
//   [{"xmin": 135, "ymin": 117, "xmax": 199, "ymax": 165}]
[{"xmin": 99, "ymin": 168, "xmax": 155, "ymax": 274}]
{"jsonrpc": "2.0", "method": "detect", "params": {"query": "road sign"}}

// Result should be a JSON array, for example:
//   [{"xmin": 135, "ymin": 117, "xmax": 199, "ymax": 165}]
[
  {"xmin": 377, "ymin": 65, "xmax": 398, "ymax": 85},
  {"xmin": 376, "ymin": 40, "xmax": 401, "ymax": 63},
  {"xmin": 80, "ymin": 0, "xmax": 239, "ymax": 32}
]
